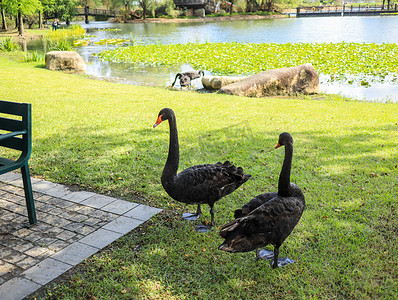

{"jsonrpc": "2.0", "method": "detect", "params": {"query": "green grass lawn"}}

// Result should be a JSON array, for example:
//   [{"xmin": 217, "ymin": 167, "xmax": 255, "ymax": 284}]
[{"xmin": 1, "ymin": 55, "xmax": 397, "ymax": 299}]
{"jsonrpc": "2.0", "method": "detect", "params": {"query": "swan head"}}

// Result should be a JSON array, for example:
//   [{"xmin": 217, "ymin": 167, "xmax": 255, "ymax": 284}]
[
  {"xmin": 153, "ymin": 108, "xmax": 175, "ymax": 128},
  {"xmin": 275, "ymin": 132, "xmax": 293, "ymax": 149},
  {"xmin": 179, "ymin": 75, "xmax": 191, "ymax": 87}
]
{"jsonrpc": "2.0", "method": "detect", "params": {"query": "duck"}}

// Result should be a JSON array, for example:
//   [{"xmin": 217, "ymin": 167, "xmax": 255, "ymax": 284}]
[
  {"xmin": 153, "ymin": 108, "xmax": 251, "ymax": 232},
  {"xmin": 171, "ymin": 70, "xmax": 205, "ymax": 88},
  {"xmin": 218, "ymin": 132, "xmax": 305, "ymax": 268}
]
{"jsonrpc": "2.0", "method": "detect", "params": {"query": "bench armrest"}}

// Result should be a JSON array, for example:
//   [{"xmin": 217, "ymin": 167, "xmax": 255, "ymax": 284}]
[{"xmin": 0, "ymin": 130, "xmax": 27, "ymax": 141}]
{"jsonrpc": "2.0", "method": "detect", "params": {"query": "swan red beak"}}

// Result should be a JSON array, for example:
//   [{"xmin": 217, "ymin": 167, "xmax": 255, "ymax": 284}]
[
  {"xmin": 275, "ymin": 141, "xmax": 281, "ymax": 149},
  {"xmin": 153, "ymin": 115, "xmax": 163, "ymax": 128}
]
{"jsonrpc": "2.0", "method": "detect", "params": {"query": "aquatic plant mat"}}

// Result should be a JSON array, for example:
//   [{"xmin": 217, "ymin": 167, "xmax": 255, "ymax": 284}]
[
  {"xmin": 0, "ymin": 56, "xmax": 397, "ymax": 299},
  {"xmin": 97, "ymin": 42, "xmax": 398, "ymax": 86}
]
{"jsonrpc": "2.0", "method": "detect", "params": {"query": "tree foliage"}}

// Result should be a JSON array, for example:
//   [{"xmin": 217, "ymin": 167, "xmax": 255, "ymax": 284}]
[
  {"xmin": 3, "ymin": 0, "xmax": 42, "ymax": 15},
  {"xmin": 43, "ymin": 0, "xmax": 78, "ymax": 21}
]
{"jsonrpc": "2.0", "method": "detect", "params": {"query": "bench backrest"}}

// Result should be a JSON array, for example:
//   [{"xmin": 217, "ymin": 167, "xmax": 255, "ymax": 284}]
[{"xmin": 0, "ymin": 100, "xmax": 32, "ymax": 155}]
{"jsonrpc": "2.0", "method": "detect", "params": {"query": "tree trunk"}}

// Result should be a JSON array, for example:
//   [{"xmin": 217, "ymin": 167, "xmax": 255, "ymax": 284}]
[
  {"xmin": 39, "ymin": 10, "xmax": 43, "ymax": 29},
  {"xmin": 1, "ymin": 8, "xmax": 7, "ymax": 31},
  {"xmin": 18, "ymin": 10, "xmax": 24, "ymax": 36},
  {"xmin": 124, "ymin": 3, "xmax": 128, "ymax": 21}
]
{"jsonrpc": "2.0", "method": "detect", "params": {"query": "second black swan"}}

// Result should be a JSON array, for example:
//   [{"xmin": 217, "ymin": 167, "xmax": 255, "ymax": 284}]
[
  {"xmin": 218, "ymin": 132, "xmax": 305, "ymax": 268},
  {"xmin": 153, "ymin": 108, "xmax": 251, "ymax": 232},
  {"xmin": 171, "ymin": 70, "xmax": 204, "ymax": 88}
]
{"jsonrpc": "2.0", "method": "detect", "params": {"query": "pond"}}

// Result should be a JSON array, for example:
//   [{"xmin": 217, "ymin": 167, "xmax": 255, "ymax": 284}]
[{"xmin": 46, "ymin": 16, "xmax": 398, "ymax": 102}]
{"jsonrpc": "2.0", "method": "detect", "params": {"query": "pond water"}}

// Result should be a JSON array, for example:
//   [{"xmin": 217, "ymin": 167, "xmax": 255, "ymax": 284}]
[{"xmin": 46, "ymin": 16, "xmax": 398, "ymax": 102}]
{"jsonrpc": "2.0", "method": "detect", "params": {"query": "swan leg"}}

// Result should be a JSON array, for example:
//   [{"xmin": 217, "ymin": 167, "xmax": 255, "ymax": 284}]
[
  {"xmin": 210, "ymin": 205, "xmax": 215, "ymax": 227},
  {"xmin": 182, "ymin": 204, "xmax": 202, "ymax": 221},
  {"xmin": 271, "ymin": 247, "xmax": 295, "ymax": 268},
  {"xmin": 194, "ymin": 205, "xmax": 213, "ymax": 233},
  {"xmin": 256, "ymin": 248, "xmax": 260, "ymax": 260},
  {"xmin": 272, "ymin": 247, "xmax": 279, "ymax": 269},
  {"xmin": 196, "ymin": 204, "xmax": 202, "ymax": 216}
]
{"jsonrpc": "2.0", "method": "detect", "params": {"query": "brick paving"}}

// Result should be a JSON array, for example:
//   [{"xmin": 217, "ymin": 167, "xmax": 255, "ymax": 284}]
[{"xmin": 0, "ymin": 172, "xmax": 162, "ymax": 300}]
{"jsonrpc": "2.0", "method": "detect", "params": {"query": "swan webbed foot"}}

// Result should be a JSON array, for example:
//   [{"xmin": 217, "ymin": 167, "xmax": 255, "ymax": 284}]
[
  {"xmin": 256, "ymin": 248, "xmax": 274, "ymax": 261},
  {"xmin": 182, "ymin": 212, "xmax": 201, "ymax": 221},
  {"xmin": 195, "ymin": 224, "xmax": 212, "ymax": 233},
  {"xmin": 182, "ymin": 204, "xmax": 202, "ymax": 221},
  {"xmin": 256, "ymin": 249, "xmax": 295, "ymax": 268},
  {"xmin": 272, "ymin": 257, "xmax": 295, "ymax": 268}
]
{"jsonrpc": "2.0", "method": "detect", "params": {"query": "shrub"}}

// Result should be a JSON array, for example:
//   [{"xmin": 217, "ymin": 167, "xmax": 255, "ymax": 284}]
[
  {"xmin": 44, "ymin": 24, "xmax": 85, "ymax": 52},
  {"xmin": 47, "ymin": 40, "xmax": 74, "ymax": 51},
  {"xmin": 0, "ymin": 37, "xmax": 21, "ymax": 52},
  {"xmin": 23, "ymin": 51, "xmax": 45, "ymax": 62}
]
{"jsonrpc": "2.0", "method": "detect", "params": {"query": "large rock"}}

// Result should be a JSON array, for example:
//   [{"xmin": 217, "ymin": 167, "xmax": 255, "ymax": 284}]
[
  {"xmin": 45, "ymin": 51, "xmax": 86, "ymax": 72},
  {"xmin": 218, "ymin": 64, "xmax": 319, "ymax": 97},
  {"xmin": 202, "ymin": 75, "xmax": 248, "ymax": 90}
]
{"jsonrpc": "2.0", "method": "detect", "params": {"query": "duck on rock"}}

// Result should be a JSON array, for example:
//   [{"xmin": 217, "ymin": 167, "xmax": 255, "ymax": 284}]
[
  {"xmin": 218, "ymin": 132, "xmax": 305, "ymax": 268},
  {"xmin": 153, "ymin": 108, "xmax": 251, "ymax": 232}
]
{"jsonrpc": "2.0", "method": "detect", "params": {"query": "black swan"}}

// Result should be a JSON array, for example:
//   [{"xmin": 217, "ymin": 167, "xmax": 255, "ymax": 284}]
[
  {"xmin": 218, "ymin": 132, "xmax": 305, "ymax": 268},
  {"xmin": 171, "ymin": 70, "xmax": 205, "ymax": 88},
  {"xmin": 153, "ymin": 108, "xmax": 251, "ymax": 232}
]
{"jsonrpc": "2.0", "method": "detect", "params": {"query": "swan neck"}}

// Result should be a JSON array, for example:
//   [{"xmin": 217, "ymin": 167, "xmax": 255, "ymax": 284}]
[
  {"xmin": 163, "ymin": 116, "xmax": 179, "ymax": 178},
  {"xmin": 278, "ymin": 142, "xmax": 293, "ymax": 197}
]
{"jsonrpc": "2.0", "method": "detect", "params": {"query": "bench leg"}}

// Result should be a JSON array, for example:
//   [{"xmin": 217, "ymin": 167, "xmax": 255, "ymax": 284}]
[{"xmin": 21, "ymin": 163, "xmax": 37, "ymax": 225}]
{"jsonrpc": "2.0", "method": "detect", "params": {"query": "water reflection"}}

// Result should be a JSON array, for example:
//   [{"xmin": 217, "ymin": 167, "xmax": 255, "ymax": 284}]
[
  {"xmin": 79, "ymin": 16, "xmax": 398, "ymax": 44},
  {"xmin": 86, "ymin": 61, "xmax": 208, "ymax": 88}
]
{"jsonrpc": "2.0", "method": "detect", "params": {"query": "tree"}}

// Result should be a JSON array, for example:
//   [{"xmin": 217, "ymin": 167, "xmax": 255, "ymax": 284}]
[
  {"xmin": 138, "ymin": 0, "xmax": 151, "ymax": 19},
  {"xmin": 3, "ymin": 0, "xmax": 42, "ymax": 35},
  {"xmin": 52, "ymin": 0, "xmax": 78, "ymax": 25},
  {"xmin": 1, "ymin": 0, "xmax": 7, "ymax": 31},
  {"xmin": 77, "ymin": 0, "xmax": 103, "ymax": 8},
  {"xmin": 41, "ymin": 0, "xmax": 78, "ymax": 25},
  {"xmin": 40, "ymin": 0, "xmax": 55, "ymax": 20}
]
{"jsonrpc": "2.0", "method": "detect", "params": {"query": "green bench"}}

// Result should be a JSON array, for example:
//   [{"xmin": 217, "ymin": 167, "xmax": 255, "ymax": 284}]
[{"xmin": 0, "ymin": 100, "xmax": 36, "ymax": 225}]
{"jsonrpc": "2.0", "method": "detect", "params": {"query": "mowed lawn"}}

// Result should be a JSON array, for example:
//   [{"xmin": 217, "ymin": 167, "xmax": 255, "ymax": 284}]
[{"xmin": 1, "ymin": 56, "xmax": 397, "ymax": 299}]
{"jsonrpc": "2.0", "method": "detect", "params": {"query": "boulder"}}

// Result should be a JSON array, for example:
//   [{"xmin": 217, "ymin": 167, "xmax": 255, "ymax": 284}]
[
  {"xmin": 45, "ymin": 51, "xmax": 86, "ymax": 72},
  {"xmin": 218, "ymin": 64, "xmax": 319, "ymax": 97},
  {"xmin": 202, "ymin": 75, "xmax": 248, "ymax": 90}
]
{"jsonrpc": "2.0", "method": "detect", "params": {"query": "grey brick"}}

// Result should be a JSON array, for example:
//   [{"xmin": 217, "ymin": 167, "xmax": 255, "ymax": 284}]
[
  {"xmin": 80, "ymin": 194, "xmax": 117, "ymax": 209},
  {"xmin": 51, "ymin": 242, "xmax": 98, "ymax": 265},
  {"xmin": 22, "ymin": 257, "xmax": 72, "ymax": 285},
  {"xmin": 102, "ymin": 216, "xmax": 144, "ymax": 234},
  {"xmin": 123, "ymin": 204, "xmax": 162, "ymax": 221},
  {"xmin": 101, "ymin": 200, "xmax": 139, "ymax": 215},
  {"xmin": 0, "ymin": 277, "xmax": 42, "ymax": 300},
  {"xmin": 79, "ymin": 228, "xmax": 123, "ymax": 249},
  {"xmin": 61, "ymin": 191, "xmax": 96, "ymax": 203}
]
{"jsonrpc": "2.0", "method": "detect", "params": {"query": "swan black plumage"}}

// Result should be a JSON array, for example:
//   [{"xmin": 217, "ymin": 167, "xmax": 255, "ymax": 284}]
[
  {"xmin": 153, "ymin": 108, "xmax": 251, "ymax": 232},
  {"xmin": 171, "ymin": 70, "xmax": 204, "ymax": 88},
  {"xmin": 218, "ymin": 132, "xmax": 305, "ymax": 268}
]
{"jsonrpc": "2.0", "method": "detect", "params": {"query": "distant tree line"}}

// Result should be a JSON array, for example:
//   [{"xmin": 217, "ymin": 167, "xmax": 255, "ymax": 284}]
[{"xmin": 1, "ymin": 0, "xmax": 325, "ymax": 36}]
